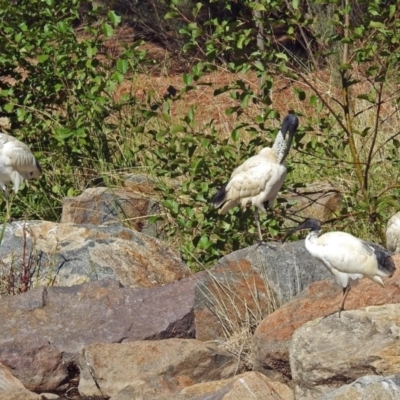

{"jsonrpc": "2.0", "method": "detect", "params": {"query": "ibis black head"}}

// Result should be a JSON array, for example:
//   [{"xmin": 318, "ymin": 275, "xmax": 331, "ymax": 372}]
[
  {"xmin": 280, "ymin": 113, "xmax": 299, "ymax": 161},
  {"xmin": 282, "ymin": 218, "xmax": 322, "ymax": 243},
  {"xmin": 281, "ymin": 113, "xmax": 299, "ymax": 138}
]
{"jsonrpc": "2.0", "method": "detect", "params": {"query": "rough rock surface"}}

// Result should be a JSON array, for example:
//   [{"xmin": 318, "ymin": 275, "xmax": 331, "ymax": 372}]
[
  {"xmin": 0, "ymin": 362, "xmax": 41, "ymax": 400},
  {"xmin": 0, "ymin": 220, "xmax": 190, "ymax": 289},
  {"xmin": 0, "ymin": 238, "xmax": 327, "ymax": 393},
  {"xmin": 0, "ymin": 278, "xmax": 197, "ymax": 391},
  {"xmin": 61, "ymin": 186, "xmax": 160, "ymax": 237},
  {"xmin": 179, "ymin": 372, "xmax": 294, "ymax": 400},
  {"xmin": 78, "ymin": 339, "xmax": 240, "ymax": 398},
  {"xmin": 0, "ymin": 336, "xmax": 67, "ymax": 392},
  {"xmin": 218, "ymin": 240, "xmax": 332, "ymax": 306},
  {"xmin": 110, "ymin": 371, "xmax": 294, "ymax": 400},
  {"xmin": 290, "ymin": 304, "xmax": 400, "ymax": 399},
  {"xmin": 0, "ymin": 390, "xmax": 41, "ymax": 400},
  {"xmin": 253, "ymin": 254, "xmax": 400, "ymax": 381},
  {"xmin": 318, "ymin": 374, "xmax": 400, "ymax": 400}
]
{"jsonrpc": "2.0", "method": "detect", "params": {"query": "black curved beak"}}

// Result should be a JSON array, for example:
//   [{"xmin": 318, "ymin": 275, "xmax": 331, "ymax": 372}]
[
  {"xmin": 281, "ymin": 218, "xmax": 321, "ymax": 243},
  {"xmin": 282, "ymin": 224, "xmax": 304, "ymax": 244},
  {"xmin": 282, "ymin": 129, "xmax": 295, "ymax": 162}
]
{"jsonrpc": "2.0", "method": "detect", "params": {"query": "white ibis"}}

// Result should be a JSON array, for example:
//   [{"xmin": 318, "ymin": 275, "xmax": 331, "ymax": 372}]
[
  {"xmin": 283, "ymin": 218, "xmax": 396, "ymax": 317},
  {"xmin": 386, "ymin": 211, "xmax": 400, "ymax": 253},
  {"xmin": 211, "ymin": 113, "xmax": 299, "ymax": 242},
  {"xmin": 0, "ymin": 132, "xmax": 42, "ymax": 217}
]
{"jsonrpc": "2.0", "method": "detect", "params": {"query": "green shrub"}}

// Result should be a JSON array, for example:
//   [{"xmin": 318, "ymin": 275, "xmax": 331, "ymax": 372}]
[{"xmin": 0, "ymin": 0, "xmax": 150, "ymax": 219}]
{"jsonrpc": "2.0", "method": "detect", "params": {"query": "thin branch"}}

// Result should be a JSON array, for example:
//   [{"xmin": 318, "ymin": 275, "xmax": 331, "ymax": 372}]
[
  {"xmin": 377, "ymin": 184, "xmax": 400, "ymax": 198},
  {"xmin": 297, "ymin": 72, "xmax": 349, "ymax": 134},
  {"xmin": 364, "ymin": 77, "xmax": 385, "ymax": 191}
]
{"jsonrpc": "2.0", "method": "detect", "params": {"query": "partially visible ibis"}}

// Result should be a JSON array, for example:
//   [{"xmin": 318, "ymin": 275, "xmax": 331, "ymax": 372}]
[
  {"xmin": 0, "ymin": 132, "xmax": 42, "ymax": 217},
  {"xmin": 386, "ymin": 211, "xmax": 400, "ymax": 253}
]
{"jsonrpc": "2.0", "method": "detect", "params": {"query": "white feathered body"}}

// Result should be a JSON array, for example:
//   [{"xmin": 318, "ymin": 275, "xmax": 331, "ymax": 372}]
[
  {"xmin": 0, "ymin": 133, "xmax": 41, "ymax": 193},
  {"xmin": 217, "ymin": 147, "xmax": 287, "ymax": 214},
  {"xmin": 305, "ymin": 230, "xmax": 391, "ymax": 288},
  {"xmin": 386, "ymin": 212, "xmax": 400, "ymax": 253}
]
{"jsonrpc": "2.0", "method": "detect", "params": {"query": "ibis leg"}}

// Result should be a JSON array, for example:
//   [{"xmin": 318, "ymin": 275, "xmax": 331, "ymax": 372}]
[
  {"xmin": 254, "ymin": 208, "xmax": 263, "ymax": 243},
  {"xmin": 1, "ymin": 188, "xmax": 10, "ymax": 222},
  {"xmin": 338, "ymin": 285, "xmax": 351, "ymax": 318}
]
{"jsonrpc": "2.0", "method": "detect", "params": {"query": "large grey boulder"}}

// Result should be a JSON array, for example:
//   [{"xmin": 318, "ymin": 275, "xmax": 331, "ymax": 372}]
[
  {"xmin": 318, "ymin": 374, "xmax": 400, "ymax": 400},
  {"xmin": 220, "ymin": 240, "xmax": 332, "ymax": 306},
  {"xmin": 0, "ymin": 220, "xmax": 190, "ymax": 291},
  {"xmin": 290, "ymin": 304, "xmax": 400, "ymax": 400}
]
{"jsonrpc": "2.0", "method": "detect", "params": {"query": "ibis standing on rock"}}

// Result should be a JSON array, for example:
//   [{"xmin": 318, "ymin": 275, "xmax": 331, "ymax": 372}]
[
  {"xmin": 283, "ymin": 218, "xmax": 396, "ymax": 317},
  {"xmin": 0, "ymin": 132, "xmax": 42, "ymax": 217},
  {"xmin": 211, "ymin": 113, "xmax": 299, "ymax": 243}
]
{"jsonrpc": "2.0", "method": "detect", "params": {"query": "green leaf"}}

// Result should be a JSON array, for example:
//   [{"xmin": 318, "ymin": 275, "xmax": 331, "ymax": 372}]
[
  {"xmin": 196, "ymin": 234, "xmax": 212, "ymax": 249},
  {"xmin": 102, "ymin": 23, "xmax": 113, "ymax": 38},
  {"xmin": 183, "ymin": 74, "xmax": 193, "ymax": 85},
  {"xmin": 110, "ymin": 71, "xmax": 124, "ymax": 83},
  {"xmin": 231, "ymin": 129, "xmax": 240, "ymax": 141},
  {"xmin": 16, "ymin": 108, "xmax": 26, "ymax": 121},
  {"xmin": 165, "ymin": 199, "xmax": 179, "ymax": 215},
  {"xmin": 252, "ymin": 3, "xmax": 266, "ymax": 11},
  {"xmin": 171, "ymin": 125, "xmax": 186, "ymax": 133},
  {"xmin": 57, "ymin": 21, "xmax": 68, "ymax": 33},
  {"xmin": 117, "ymin": 59, "xmax": 128, "ymax": 74},
  {"xmin": 165, "ymin": 12, "xmax": 179, "ymax": 19},
  {"xmin": 4, "ymin": 103, "xmax": 14, "ymax": 113},
  {"xmin": 369, "ymin": 21, "xmax": 385, "ymax": 29},
  {"xmin": 108, "ymin": 11, "xmax": 121, "ymax": 27},
  {"xmin": 86, "ymin": 46, "xmax": 97, "ymax": 58},
  {"xmin": 339, "ymin": 63, "xmax": 352, "ymax": 71},
  {"xmin": 37, "ymin": 54, "xmax": 49, "ymax": 63}
]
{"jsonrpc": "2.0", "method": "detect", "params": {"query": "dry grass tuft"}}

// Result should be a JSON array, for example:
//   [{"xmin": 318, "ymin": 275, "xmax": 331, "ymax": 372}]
[{"xmin": 200, "ymin": 261, "xmax": 279, "ymax": 370}]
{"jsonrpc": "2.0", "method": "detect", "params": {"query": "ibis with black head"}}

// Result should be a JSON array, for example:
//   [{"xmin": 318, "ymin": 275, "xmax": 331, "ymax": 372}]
[
  {"xmin": 283, "ymin": 218, "xmax": 396, "ymax": 317},
  {"xmin": 211, "ymin": 113, "xmax": 299, "ymax": 243}
]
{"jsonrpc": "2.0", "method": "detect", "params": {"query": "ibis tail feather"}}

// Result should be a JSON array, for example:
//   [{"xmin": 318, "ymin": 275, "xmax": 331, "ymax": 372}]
[
  {"xmin": 370, "ymin": 244, "xmax": 396, "ymax": 277},
  {"xmin": 211, "ymin": 183, "xmax": 228, "ymax": 208}
]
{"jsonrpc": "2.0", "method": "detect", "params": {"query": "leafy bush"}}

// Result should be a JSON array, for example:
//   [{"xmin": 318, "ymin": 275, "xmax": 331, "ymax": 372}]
[
  {"xmin": 0, "ymin": 0, "xmax": 149, "ymax": 219},
  {"xmin": 149, "ymin": 0, "xmax": 400, "ymax": 266},
  {"xmin": 2, "ymin": 0, "xmax": 400, "ymax": 271}
]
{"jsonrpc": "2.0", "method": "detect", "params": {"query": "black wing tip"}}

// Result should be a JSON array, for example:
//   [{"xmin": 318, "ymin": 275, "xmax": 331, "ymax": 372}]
[
  {"xmin": 374, "ymin": 248, "xmax": 396, "ymax": 277},
  {"xmin": 210, "ymin": 183, "xmax": 227, "ymax": 207}
]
